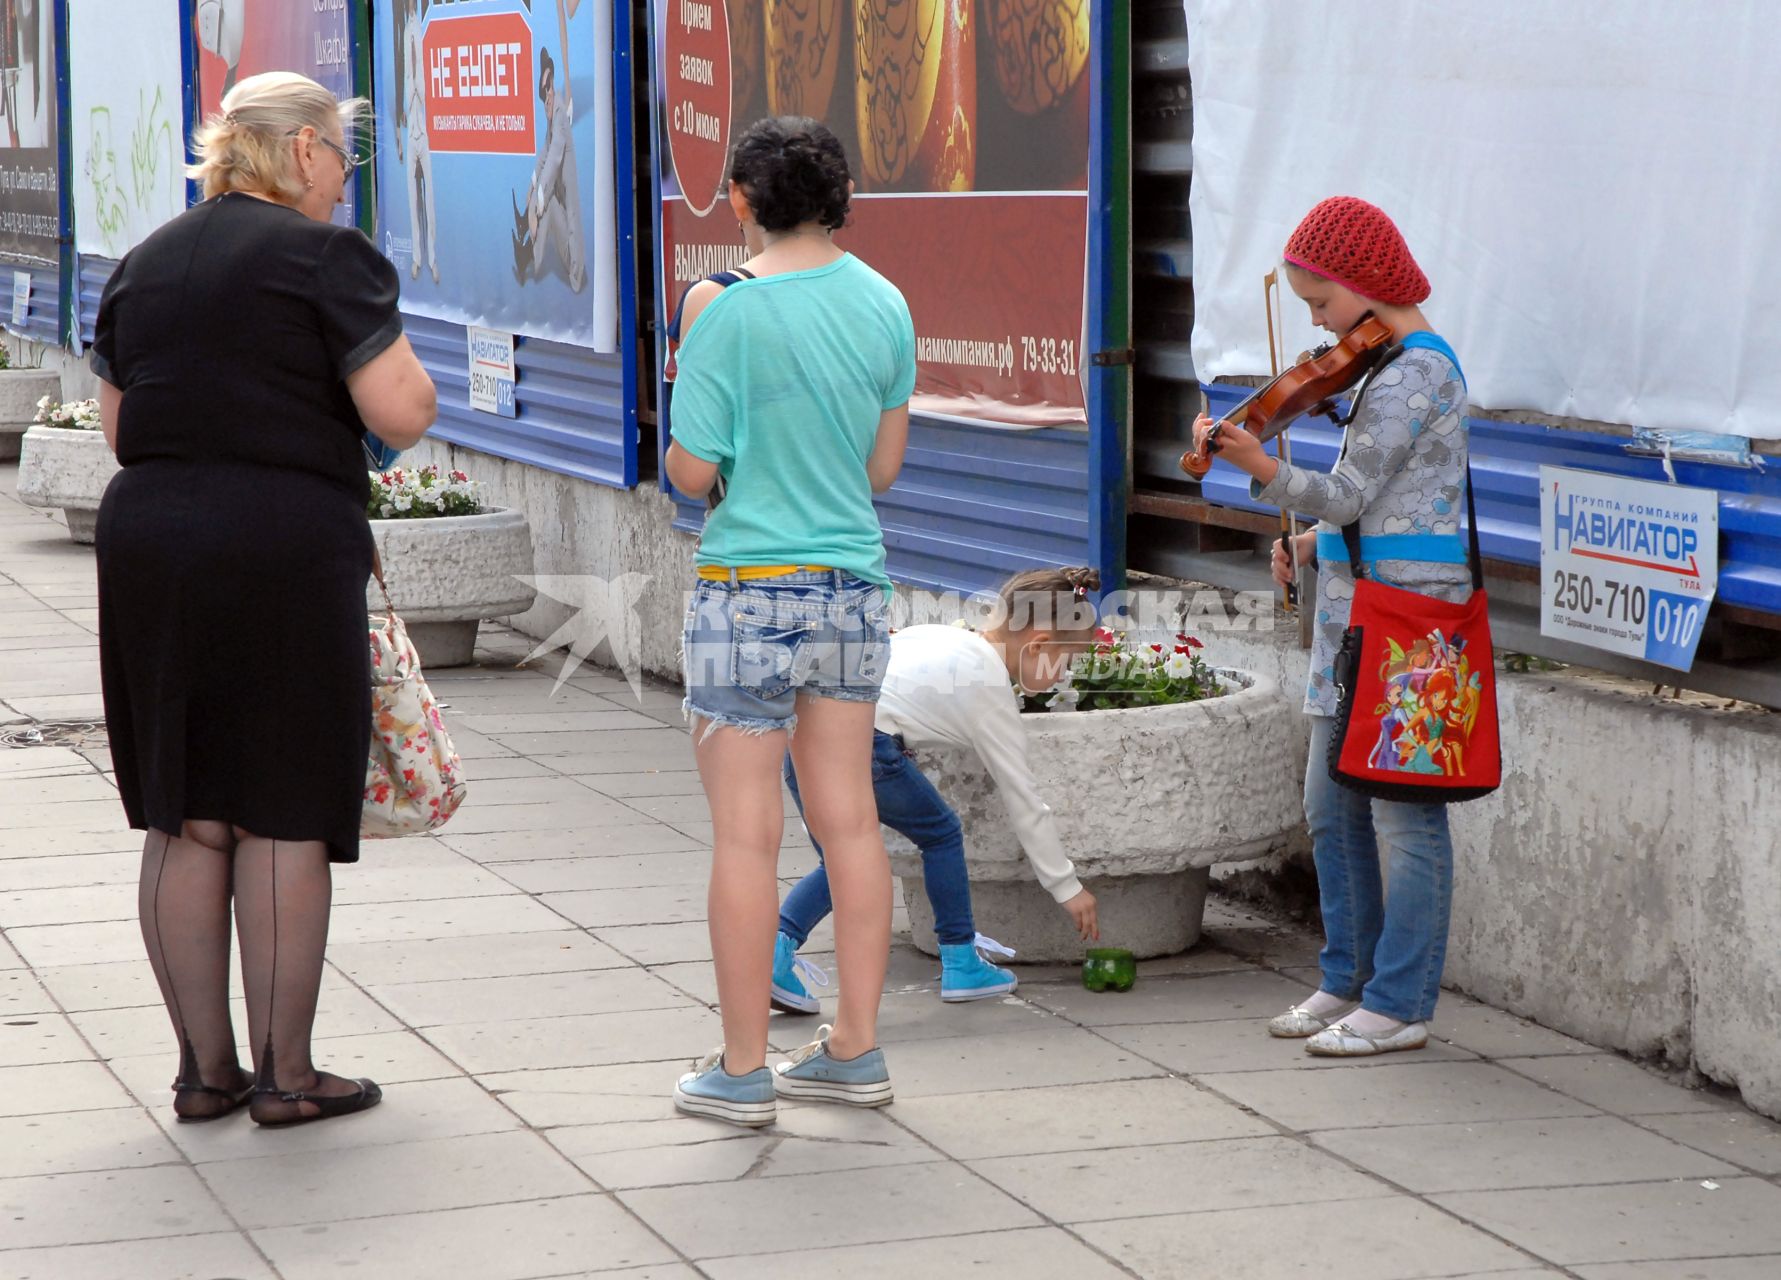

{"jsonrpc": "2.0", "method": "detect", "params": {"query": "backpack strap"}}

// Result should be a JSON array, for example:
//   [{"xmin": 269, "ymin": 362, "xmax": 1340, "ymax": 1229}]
[{"xmin": 665, "ymin": 267, "xmax": 755, "ymax": 342}]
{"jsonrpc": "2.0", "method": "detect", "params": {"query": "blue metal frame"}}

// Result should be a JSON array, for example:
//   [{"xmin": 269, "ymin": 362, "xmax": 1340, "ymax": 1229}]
[
  {"xmin": 51, "ymin": 0, "xmax": 72, "ymax": 347},
  {"xmin": 1085, "ymin": 0, "xmax": 1129, "ymax": 593},
  {"xmin": 178, "ymin": 0, "xmax": 201, "ymax": 208},
  {"xmin": 612, "ymin": 0, "xmax": 642, "ymax": 482}
]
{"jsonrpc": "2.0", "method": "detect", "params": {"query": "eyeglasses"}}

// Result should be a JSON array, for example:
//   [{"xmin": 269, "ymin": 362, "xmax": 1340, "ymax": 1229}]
[{"xmin": 286, "ymin": 129, "xmax": 358, "ymax": 178}]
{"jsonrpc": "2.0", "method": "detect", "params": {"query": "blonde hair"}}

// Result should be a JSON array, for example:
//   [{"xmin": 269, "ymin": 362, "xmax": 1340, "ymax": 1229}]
[
  {"xmin": 996, "ymin": 566, "xmax": 1101, "ymax": 635},
  {"xmin": 188, "ymin": 72, "xmax": 370, "ymax": 201}
]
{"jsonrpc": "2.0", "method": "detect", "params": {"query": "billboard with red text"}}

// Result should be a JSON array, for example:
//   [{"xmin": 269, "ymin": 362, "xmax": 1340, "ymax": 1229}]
[{"xmin": 655, "ymin": 0, "xmax": 1092, "ymax": 426}]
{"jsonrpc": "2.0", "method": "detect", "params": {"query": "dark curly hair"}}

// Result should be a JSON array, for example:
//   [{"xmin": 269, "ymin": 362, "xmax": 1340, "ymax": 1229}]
[{"xmin": 729, "ymin": 116, "xmax": 852, "ymax": 233}]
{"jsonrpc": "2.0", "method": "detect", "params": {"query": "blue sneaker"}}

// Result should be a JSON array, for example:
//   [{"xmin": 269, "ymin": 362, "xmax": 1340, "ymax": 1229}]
[
  {"xmin": 773, "ymin": 1025, "xmax": 894, "ymax": 1108},
  {"xmin": 940, "ymin": 934, "xmax": 1019, "ymax": 1002},
  {"xmin": 673, "ymin": 1048, "xmax": 777, "ymax": 1127},
  {"xmin": 770, "ymin": 932, "xmax": 829, "ymax": 1015}
]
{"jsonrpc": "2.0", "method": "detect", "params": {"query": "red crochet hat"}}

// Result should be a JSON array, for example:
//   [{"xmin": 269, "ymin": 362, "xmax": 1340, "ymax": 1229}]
[{"xmin": 1283, "ymin": 196, "xmax": 1429, "ymax": 306}]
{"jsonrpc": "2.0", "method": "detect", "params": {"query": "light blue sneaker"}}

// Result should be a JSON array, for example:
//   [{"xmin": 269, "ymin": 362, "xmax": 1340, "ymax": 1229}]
[
  {"xmin": 770, "ymin": 932, "xmax": 829, "ymax": 1016},
  {"xmin": 673, "ymin": 1048, "xmax": 777, "ymax": 1127},
  {"xmin": 940, "ymin": 933, "xmax": 1019, "ymax": 1002},
  {"xmin": 773, "ymin": 1025, "xmax": 894, "ymax": 1108}
]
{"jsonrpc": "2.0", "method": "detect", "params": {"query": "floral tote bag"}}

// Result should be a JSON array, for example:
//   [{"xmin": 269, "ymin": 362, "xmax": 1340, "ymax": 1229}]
[{"xmin": 363, "ymin": 567, "xmax": 468, "ymax": 837}]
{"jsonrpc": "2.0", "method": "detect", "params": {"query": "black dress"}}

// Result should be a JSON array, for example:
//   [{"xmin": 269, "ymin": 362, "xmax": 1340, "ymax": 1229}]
[{"xmin": 92, "ymin": 194, "xmax": 405, "ymax": 862}]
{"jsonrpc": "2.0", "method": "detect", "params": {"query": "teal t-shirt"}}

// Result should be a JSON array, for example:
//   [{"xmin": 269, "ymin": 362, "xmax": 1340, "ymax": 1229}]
[{"xmin": 669, "ymin": 254, "xmax": 917, "ymax": 587}]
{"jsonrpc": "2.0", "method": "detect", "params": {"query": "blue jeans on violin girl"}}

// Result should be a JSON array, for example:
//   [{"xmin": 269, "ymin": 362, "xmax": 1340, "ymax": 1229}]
[{"xmin": 1304, "ymin": 714, "xmax": 1454, "ymax": 1027}]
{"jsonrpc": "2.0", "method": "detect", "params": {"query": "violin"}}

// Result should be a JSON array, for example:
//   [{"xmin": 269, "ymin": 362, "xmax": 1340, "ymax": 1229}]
[{"xmin": 1179, "ymin": 313, "xmax": 1397, "ymax": 479}]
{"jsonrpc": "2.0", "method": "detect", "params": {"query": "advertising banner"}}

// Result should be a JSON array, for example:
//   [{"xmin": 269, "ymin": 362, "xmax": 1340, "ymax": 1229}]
[
  {"xmin": 656, "ymin": 0, "xmax": 1092, "ymax": 427},
  {"xmin": 0, "ymin": 0, "xmax": 61, "ymax": 268},
  {"xmin": 194, "ymin": 0, "xmax": 360, "ymax": 227},
  {"xmin": 1540, "ymin": 466, "xmax": 1720, "ymax": 672},
  {"xmin": 71, "ymin": 0, "xmax": 184, "ymax": 258},
  {"xmin": 372, "ymin": 0, "xmax": 618, "ymax": 352}
]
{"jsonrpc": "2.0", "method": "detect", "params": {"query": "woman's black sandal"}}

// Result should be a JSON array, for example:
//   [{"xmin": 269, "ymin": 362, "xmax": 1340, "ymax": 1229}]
[
  {"xmin": 250, "ymin": 1071, "xmax": 383, "ymax": 1129},
  {"xmin": 171, "ymin": 1038, "xmax": 254, "ymax": 1123}
]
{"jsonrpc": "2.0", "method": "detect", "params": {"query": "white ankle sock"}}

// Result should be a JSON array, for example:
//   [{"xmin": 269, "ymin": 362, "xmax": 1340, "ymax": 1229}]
[
  {"xmin": 1343, "ymin": 1008, "xmax": 1407, "ymax": 1034},
  {"xmin": 1297, "ymin": 990, "xmax": 1355, "ymax": 1018}
]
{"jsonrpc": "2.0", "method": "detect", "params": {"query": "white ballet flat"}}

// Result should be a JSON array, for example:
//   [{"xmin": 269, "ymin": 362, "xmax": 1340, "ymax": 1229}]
[
  {"xmin": 1304, "ymin": 1019, "xmax": 1430, "ymax": 1057},
  {"xmin": 1267, "ymin": 1000, "xmax": 1361, "ymax": 1039}
]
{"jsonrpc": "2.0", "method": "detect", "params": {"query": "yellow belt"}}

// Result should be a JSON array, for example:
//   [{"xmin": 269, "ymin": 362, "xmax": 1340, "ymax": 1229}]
[{"xmin": 696, "ymin": 564, "xmax": 832, "ymax": 581}]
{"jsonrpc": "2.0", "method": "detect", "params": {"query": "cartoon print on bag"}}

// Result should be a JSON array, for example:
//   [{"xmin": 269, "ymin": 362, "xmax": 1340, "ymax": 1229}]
[{"xmin": 1368, "ymin": 627, "xmax": 1483, "ymax": 776}]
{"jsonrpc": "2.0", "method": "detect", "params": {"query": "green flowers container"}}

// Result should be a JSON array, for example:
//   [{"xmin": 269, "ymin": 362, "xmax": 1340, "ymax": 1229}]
[{"xmin": 1082, "ymin": 947, "xmax": 1138, "ymax": 993}]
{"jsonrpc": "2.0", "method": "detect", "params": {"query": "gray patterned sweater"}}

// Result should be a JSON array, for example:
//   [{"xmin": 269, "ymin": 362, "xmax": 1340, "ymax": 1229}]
[{"xmin": 1252, "ymin": 346, "xmax": 1472, "ymax": 716}]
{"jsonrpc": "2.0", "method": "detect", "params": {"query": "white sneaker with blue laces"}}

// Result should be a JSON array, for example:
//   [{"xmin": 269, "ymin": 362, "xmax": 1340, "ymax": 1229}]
[
  {"xmin": 773, "ymin": 1025, "xmax": 894, "ymax": 1108},
  {"xmin": 673, "ymin": 1048, "xmax": 777, "ymax": 1127}
]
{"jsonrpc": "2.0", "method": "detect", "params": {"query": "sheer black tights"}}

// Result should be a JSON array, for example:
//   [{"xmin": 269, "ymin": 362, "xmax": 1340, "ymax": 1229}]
[{"xmin": 140, "ymin": 823, "xmax": 361, "ymax": 1121}]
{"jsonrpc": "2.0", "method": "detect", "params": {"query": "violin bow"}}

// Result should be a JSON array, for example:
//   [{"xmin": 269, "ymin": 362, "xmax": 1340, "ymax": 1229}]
[{"xmin": 1263, "ymin": 270, "xmax": 1300, "ymax": 613}]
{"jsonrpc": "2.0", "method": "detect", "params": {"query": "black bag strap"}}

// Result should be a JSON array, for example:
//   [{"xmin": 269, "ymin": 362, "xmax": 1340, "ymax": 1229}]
[
  {"xmin": 1338, "ymin": 347, "xmax": 1485, "ymax": 591},
  {"xmin": 665, "ymin": 267, "xmax": 755, "ymax": 343}
]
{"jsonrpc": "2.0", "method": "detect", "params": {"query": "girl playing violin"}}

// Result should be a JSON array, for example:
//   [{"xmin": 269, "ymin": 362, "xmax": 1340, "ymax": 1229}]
[{"xmin": 1191, "ymin": 196, "xmax": 1472, "ymax": 1057}]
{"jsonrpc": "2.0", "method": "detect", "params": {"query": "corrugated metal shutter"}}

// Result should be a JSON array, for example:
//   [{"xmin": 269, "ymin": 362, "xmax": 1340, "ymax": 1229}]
[
  {"xmin": 671, "ymin": 418, "xmax": 1093, "ymax": 594},
  {"xmin": 406, "ymin": 312, "xmax": 636, "ymax": 489},
  {"xmin": 2, "ymin": 262, "xmax": 64, "ymax": 349},
  {"xmin": 76, "ymin": 254, "xmax": 118, "ymax": 348}
]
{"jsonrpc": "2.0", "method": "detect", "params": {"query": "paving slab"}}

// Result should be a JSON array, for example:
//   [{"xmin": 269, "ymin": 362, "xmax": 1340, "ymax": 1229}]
[
  {"xmin": 1103, "ymin": 1015, "xmax": 1480, "ymax": 1076},
  {"xmin": 0, "ymin": 1232, "xmax": 278, "ymax": 1280},
  {"xmin": 1314, "ymin": 1114, "xmax": 1740, "ymax": 1192},
  {"xmin": 618, "ymin": 1162, "xmax": 1041, "ymax": 1260},
  {"xmin": 1202, "ymin": 1061, "xmax": 1603, "ymax": 1131},
  {"xmin": 1502, "ymin": 1053, "xmax": 1734, "ymax": 1116},
  {"xmin": 1434, "ymin": 1177, "xmax": 1781, "ymax": 1265},
  {"xmin": 1075, "ymin": 1196, "xmax": 1539, "ymax": 1280},
  {"xmin": 1636, "ymin": 1111, "xmax": 1781, "ymax": 1175},
  {"xmin": 0, "ymin": 1165, "xmax": 232, "ymax": 1250},
  {"xmin": 698, "ymin": 1227, "xmax": 1132, "ymax": 1280},
  {"xmin": 249, "ymin": 1193, "xmax": 677, "ymax": 1280}
]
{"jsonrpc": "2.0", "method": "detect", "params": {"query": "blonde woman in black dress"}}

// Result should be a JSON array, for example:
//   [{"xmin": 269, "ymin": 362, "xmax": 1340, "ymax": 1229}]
[{"xmin": 92, "ymin": 72, "xmax": 437, "ymax": 1126}]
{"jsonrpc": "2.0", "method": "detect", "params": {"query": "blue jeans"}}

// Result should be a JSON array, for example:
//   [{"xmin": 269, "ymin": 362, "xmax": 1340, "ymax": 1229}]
[
  {"xmin": 1305, "ymin": 715, "xmax": 1455, "ymax": 1023},
  {"xmin": 780, "ymin": 731, "xmax": 976, "ymax": 947}
]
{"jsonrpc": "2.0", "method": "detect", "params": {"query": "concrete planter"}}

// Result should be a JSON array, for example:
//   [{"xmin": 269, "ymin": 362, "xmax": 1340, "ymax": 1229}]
[
  {"xmin": 0, "ymin": 370, "xmax": 62, "ymax": 462},
  {"xmin": 367, "ymin": 507, "xmax": 538, "ymax": 668},
  {"xmin": 15, "ymin": 425, "xmax": 120, "ymax": 544},
  {"xmin": 888, "ymin": 669, "xmax": 1302, "ymax": 961}
]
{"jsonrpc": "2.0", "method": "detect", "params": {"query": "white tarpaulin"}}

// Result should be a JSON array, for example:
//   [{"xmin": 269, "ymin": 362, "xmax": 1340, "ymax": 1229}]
[
  {"xmin": 1184, "ymin": 1, "xmax": 1781, "ymax": 440},
  {"xmin": 70, "ymin": 1, "xmax": 185, "ymax": 258}
]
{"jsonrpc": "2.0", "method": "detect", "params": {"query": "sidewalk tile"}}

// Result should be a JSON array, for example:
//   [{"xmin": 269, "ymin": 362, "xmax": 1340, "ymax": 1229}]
[
  {"xmin": 250, "ymin": 1193, "xmax": 674, "ymax": 1280},
  {"xmin": 326, "ymin": 929, "xmax": 628, "ymax": 986},
  {"xmin": 1315, "ymin": 1114, "xmax": 1739, "ymax": 1192},
  {"xmin": 440, "ymin": 826, "xmax": 707, "ymax": 863},
  {"xmin": 577, "ymin": 770, "xmax": 705, "ymax": 799},
  {"xmin": 1577, "ymin": 1260, "xmax": 1781, "ymax": 1279},
  {"xmin": 164, "ymin": 1076, "xmax": 520, "ymax": 1164},
  {"xmin": 1433, "ymin": 998, "xmax": 1602, "ymax": 1058},
  {"xmin": 0, "ymin": 884, "xmax": 136, "ymax": 928},
  {"xmin": 884, "ymin": 1025, "xmax": 1163, "ymax": 1099},
  {"xmin": 597, "ymin": 922, "xmax": 716, "ymax": 967},
  {"xmin": 974, "ymin": 1135, "xmax": 1382, "ymax": 1222},
  {"xmin": 619, "ymin": 1162, "xmax": 1040, "ymax": 1259},
  {"xmin": 1503, "ymin": 1054, "xmax": 1732, "ymax": 1116},
  {"xmin": 437, "ymin": 798, "xmax": 642, "ymax": 837},
  {"xmin": 862, "ymin": 988, "xmax": 1066, "ymax": 1044},
  {"xmin": 423, "ymin": 1005, "xmax": 721, "ymax": 1074},
  {"xmin": 204, "ymin": 1129, "xmax": 590, "ymax": 1229},
  {"xmin": 1201, "ymin": 1062, "xmax": 1601, "ymax": 1130},
  {"xmin": 0, "ymin": 1061, "xmax": 133, "ymax": 1118},
  {"xmin": 1076, "ymin": 1196, "xmax": 1534, "ymax": 1280},
  {"xmin": 328, "ymin": 893, "xmax": 572, "ymax": 944},
  {"xmin": 0, "ymin": 1232, "xmax": 275, "ymax": 1280},
  {"xmin": 440, "ymin": 774, "xmax": 609, "ymax": 807},
  {"xmin": 552, "ymin": 1104, "xmax": 936, "ymax": 1190},
  {"xmin": 540, "ymin": 885, "xmax": 708, "ymax": 929},
  {"xmin": 492, "ymin": 849, "xmax": 714, "ymax": 893},
  {"xmin": 329, "ymin": 860, "xmax": 521, "ymax": 907},
  {"xmin": 0, "ymin": 827, "xmax": 140, "ymax": 859},
  {"xmin": 69, "ymin": 983, "xmax": 401, "ymax": 1059},
  {"xmin": 490, "ymin": 728, "xmax": 690, "ymax": 759},
  {"xmin": 0, "ymin": 1106, "xmax": 179, "ymax": 1178},
  {"xmin": 1102, "ymin": 1016, "xmax": 1478, "ymax": 1075},
  {"xmin": 0, "ymin": 850, "xmax": 137, "ymax": 893},
  {"xmin": 1435, "ymin": 1177, "xmax": 1781, "ymax": 1264},
  {"xmin": 454, "ymin": 709, "xmax": 665, "ymax": 734},
  {"xmin": 1638, "ymin": 1111, "xmax": 1781, "ymax": 1174},
  {"xmin": 372, "ymin": 966, "xmax": 697, "ymax": 1028},
  {"xmin": 700, "ymin": 1227, "xmax": 1131, "ymax": 1280},
  {"xmin": 0, "ymin": 970, "xmax": 55, "ymax": 1016},
  {"xmin": 0, "ymin": 1012, "xmax": 92, "ymax": 1067},
  {"xmin": 0, "ymin": 774, "xmax": 117, "ymax": 805},
  {"xmin": 480, "ymin": 1059, "xmax": 694, "ymax": 1128},
  {"xmin": 0, "ymin": 1165, "xmax": 231, "ymax": 1249},
  {"xmin": 891, "ymin": 1077, "xmax": 1273, "ymax": 1160}
]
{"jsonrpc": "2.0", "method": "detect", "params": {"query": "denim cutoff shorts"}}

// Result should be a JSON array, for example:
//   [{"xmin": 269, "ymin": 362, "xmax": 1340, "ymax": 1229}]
[{"xmin": 682, "ymin": 569, "xmax": 890, "ymax": 736}]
